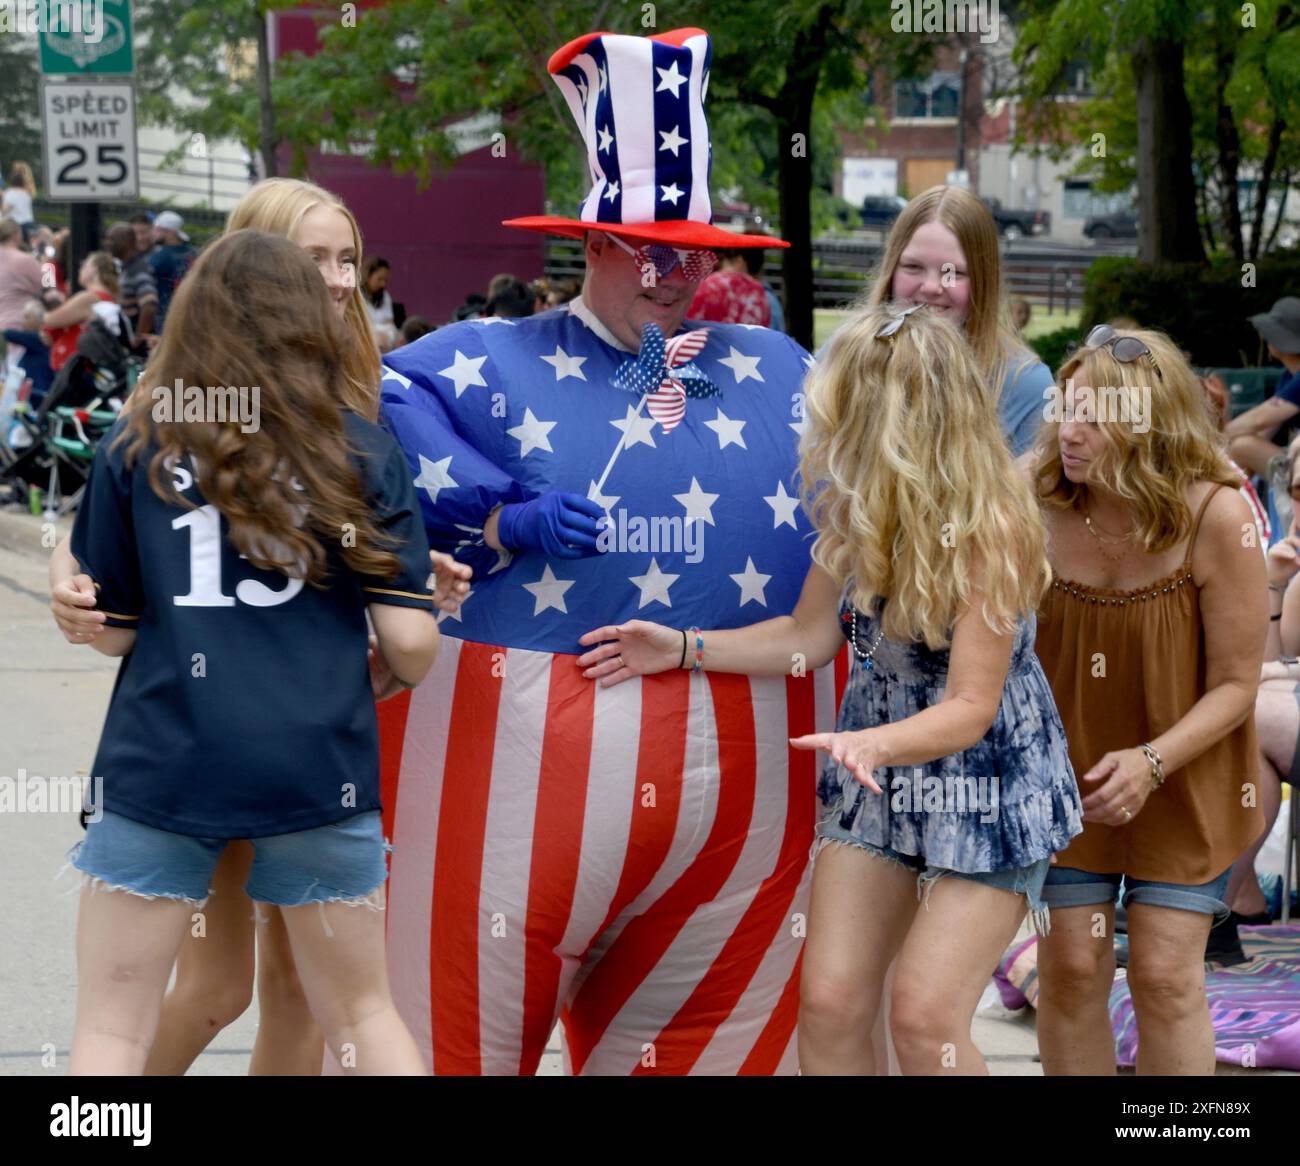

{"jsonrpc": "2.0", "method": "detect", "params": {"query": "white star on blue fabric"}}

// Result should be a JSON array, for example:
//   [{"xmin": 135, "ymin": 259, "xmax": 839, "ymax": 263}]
[
  {"xmin": 598, "ymin": 124, "xmax": 614, "ymax": 153},
  {"xmin": 764, "ymin": 480, "xmax": 800, "ymax": 529},
  {"xmin": 587, "ymin": 481, "xmax": 620, "ymax": 513},
  {"xmin": 437, "ymin": 350, "xmax": 488, "ymax": 398},
  {"xmin": 381, "ymin": 367, "xmax": 412, "ymax": 391},
  {"xmin": 576, "ymin": 76, "xmax": 589, "ymax": 105},
  {"xmin": 437, "ymin": 588, "xmax": 473, "ymax": 625},
  {"xmin": 474, "ymin": 316, "xmax": 515, "ymax": 326},
  {"xmin": 611, "ymin": 404, "xmax": 658, "ymax": 448},
  {"xmin": 704, "ymin": 408, "xmax": 747, "ymax": 450},
  {"xmin": 717, "ymin": 346, "xmax": 764, "ymax": 384},
  {"xmin": 540, "ymin": 345, "xmax": 588, "ymax": 381},
  {"xmin": 598, "ymin": 63, "xmax": 609, "ymax": 94},
  {"xmin": 413, "ymin": 453, "xmax": 457, "ymax": 504},
  {"xmin": 523, "ymin": 565, "xmax": 575, "ymax": 616},
  {"xmin": 660, "ymin": 183, "xmax": 684, "ymax": 206},
  {"xmin": 630, "ymin": 558, "xmax": 679, "ymax": 609},
  {"xmin": 507, "ymin": 408, "xmax": 557, "ymax": 457},
  {"xmin": 730, "ymin": 557, "xmax": 772, "ymax": 607},
  {"xmin": 659, "ymin": 125, "xmax": 688, "ymax": 156},
  {"xmin": 604, "ymin": 179, "xmax": 621, "ymax": 202},
  {"xmin": 673, "ymin": 476, "xmax": 720, "ymax": 526},
  {"xmin": 656, "ymin": 60, "xmax": 687, "ymax": 98}
]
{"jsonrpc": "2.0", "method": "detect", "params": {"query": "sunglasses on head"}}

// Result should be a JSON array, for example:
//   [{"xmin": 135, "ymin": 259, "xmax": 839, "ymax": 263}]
[
  {"xmin": 875, "ymin": 302, "xmax": 928, "ymax": 339},
  {"xmin": 605, "ymin": 233, "xmax": 719, "ymax": 282},
  {"xmin": 1083, "ymin": 324, "xmax": 1162, "ymax": 378}
]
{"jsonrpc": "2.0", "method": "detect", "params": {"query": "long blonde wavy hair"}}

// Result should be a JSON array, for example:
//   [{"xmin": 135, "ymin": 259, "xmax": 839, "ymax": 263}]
[
  {"xmin": 226, "ymin": 178, "xmax": 380, "ymax": 419},
  {"xmin": 799, "ymin": 302, "xmax": 1051, "ymax": 648},
  {"xmin": 1033, "ymin": 328, "xmax": 1238, "ymax": 550},
  {"xmin": 867, "ymin": 185, "xmax": 1026, "ymax": 398}
]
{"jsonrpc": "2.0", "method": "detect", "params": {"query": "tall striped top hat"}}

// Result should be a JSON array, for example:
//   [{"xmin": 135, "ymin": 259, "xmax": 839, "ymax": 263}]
[{"xmin": 503, "ymin": 28, "xmax": 786, "ymax": 250}]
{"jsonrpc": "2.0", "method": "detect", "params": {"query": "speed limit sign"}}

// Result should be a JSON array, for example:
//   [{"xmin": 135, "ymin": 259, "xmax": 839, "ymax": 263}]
[{"xmin": 41, "ymin": 80, "xmax": 139, "ymax": 201}]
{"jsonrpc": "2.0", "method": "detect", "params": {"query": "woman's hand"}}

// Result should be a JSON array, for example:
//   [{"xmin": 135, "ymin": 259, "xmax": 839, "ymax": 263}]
[
  {"xmin": 368, "ymin": 634, "xmax": 405, "ymax": 701},
  {"xmin": 1079, "ymin": 747, "xmax": 1154, "ymax": 825},
  {"xmin": 52, "ymin": 574, "xmax": 105, "ymax": 643},
  {"xmin": 1266, "ymin": 532, "xmax": 1300, "ymax": 589},
  {"xmin": 430, "ymin": 550, "xmax": 471, "ymax": 615},
  {"xmin": 789, "ymin": 729, "xmax": 886, "ymax": 794},
  {"xmin": 577, "ymin": 620, "xmax": 683, "ymax": 687}
]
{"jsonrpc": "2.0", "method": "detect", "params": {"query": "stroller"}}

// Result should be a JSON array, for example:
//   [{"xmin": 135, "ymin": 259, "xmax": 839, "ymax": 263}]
[{"xmin": 0, "ymin": 304, "xmax": 141, "ymax": 517}]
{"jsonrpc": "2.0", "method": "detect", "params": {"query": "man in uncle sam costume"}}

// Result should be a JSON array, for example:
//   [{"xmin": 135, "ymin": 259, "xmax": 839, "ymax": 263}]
[{"xmin": 374, "ymin": 26, "xmax": 842, "ymax": 1075}]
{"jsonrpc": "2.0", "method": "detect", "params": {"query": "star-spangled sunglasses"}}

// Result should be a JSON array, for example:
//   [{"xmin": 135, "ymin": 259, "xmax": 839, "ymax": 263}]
[
  {"xmin": 1082, "ymin": 324, "xmax": 1163, "ymax": 378},
  {"xmin": 605, "ymin": 233, "xmax": 719, "ymax": 283}
]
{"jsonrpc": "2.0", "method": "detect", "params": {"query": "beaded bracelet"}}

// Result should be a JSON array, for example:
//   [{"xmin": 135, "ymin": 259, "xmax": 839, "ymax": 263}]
[
  {"xmin": 690, "ymin": 627, "xmax": 704, "ymax": 673},
  {"xmin": 1139, "ymin": 742, "xmax": 1166, "ymax": 790}
]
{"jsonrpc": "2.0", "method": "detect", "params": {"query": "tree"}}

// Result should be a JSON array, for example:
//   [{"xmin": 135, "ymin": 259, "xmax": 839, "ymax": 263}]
[
  {"xmin": 1010, "ymin": 0, "xmax": 1300, "ymax": 263},
  {"xmin": 276, "ymin": 0, "xmax": 923, "ymax": 349},
  {"xmin": 133, "ymin": 0, "xmax": 302, "ymax": 180},
  {"xmin": 0, "ymin": 32, "xmax": 44, "ymax": 187}
]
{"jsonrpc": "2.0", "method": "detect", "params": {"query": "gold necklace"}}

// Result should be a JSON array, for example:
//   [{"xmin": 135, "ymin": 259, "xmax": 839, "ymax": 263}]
[{"xmin": 1082, "ymin": 499, "xmax": 1134, "ymax": 561}]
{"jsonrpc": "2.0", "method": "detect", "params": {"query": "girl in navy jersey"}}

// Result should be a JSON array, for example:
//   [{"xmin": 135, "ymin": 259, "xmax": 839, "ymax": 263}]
[{"xmin": 66, "ymin": 230, "xmax": 439, "ymax": 1075}]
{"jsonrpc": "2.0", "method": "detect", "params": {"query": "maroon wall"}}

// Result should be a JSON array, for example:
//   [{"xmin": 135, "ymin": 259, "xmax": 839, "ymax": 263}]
[{"xmin": 274, "ymin": 7, "xmax": 548, "ymax": 324}]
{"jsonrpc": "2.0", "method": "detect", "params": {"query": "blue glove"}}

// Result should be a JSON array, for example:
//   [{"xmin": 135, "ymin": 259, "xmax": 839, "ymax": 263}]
[{"xmin": 496, "ymin": 492, "xmax": 606, "ymax": 559}]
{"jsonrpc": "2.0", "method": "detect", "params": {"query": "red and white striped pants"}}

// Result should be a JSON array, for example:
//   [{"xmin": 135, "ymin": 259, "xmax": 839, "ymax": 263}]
[{"xmin": 374, "ymin": 636, "xmax": 845, "ymax": 1075}]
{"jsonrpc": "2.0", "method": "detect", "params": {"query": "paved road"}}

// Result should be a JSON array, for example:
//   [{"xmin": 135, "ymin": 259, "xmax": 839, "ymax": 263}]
[{"xmin": 3, "ymin": 506, "xmax": 1265, "ymax": 1078}]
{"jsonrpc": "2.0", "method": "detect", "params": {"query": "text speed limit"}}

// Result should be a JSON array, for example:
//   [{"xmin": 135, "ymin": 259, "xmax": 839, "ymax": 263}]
[{"xmin": 41, "ymin": 80, "xmax": 139, "ymax": 201}]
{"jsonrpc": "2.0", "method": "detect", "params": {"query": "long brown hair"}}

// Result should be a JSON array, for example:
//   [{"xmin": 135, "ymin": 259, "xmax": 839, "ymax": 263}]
[
  {"xmin": 117, "ymin": 229, "xmax": 402, "ymax": 585},
  {"xmin": 226, "ymin": 178, "xmax": 381, "ymax": 419},
  {"xmin": 867, "ymin": 185, "xmax": 1022, "ymax": 393}
]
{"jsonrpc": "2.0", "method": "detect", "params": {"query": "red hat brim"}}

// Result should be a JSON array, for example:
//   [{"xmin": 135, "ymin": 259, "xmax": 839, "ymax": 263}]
[{"xmin": 501, "ymin": 215, "xmax": 788, "ymax": 249}]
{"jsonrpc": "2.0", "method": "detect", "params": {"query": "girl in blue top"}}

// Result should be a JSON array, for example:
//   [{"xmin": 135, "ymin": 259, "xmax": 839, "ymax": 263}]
[
  {"xmin": 578, "ymin": 302, "xmax": 1082, "ymax": 1075},
  {"xmin": 868, "ymin": 184, "xmax": 1054, "ymax": 457},
  {"xmin": 67, "ymin": 229, "xmax": 439, "ymax": 1075}
]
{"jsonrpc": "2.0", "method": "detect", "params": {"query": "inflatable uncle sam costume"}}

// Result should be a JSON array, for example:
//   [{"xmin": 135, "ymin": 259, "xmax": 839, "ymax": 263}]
[{"xmin": 371, "ymin": 26, "xmax": 843, "ymax": 1075}]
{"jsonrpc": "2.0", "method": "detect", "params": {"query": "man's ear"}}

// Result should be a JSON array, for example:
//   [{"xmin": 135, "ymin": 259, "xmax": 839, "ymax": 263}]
[{"xmin": 585, "ymin": 232, "xmax": 605, "ymax": 264}]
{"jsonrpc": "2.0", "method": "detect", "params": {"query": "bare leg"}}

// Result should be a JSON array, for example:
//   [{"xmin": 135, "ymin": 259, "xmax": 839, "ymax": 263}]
[
  {"xmin": 277, "ymin": 894, "xmax": 426, "ymax": 1076},
  {"xmin": 249, "ymin": 904, "xmax": 326, "ymax": 1075},
  {"xmin": 1227, "ymin": 686, "xmax": 1292, "ymax": 916},
  {"xmin": 70, "ymin": 884, "xmax": 194, "ymax": 1075},
  {"xmin": 798, "ymin": 843, "xmax": 918, "ymax": 1075},
  {"xmin": 144, "ymin": 841, "xmax": 255, "ymax": 1075},
  {"xmin": 1036, "ymin": 902, "xmax": 1119, "ymax": 1074},
  {"xmin": 1127, "ymin": 902, "xmax": 1217, "ymax": 1075},
  {"xmin": 888, "ymin": 876, "xmax": 1028, "ymax": 1075}
]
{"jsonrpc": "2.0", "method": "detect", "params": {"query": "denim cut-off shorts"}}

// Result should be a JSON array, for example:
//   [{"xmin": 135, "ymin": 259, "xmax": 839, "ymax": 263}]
[
  {"xmin": 1041, "ymin": 864, "xmax": 1232, "ymax": 923},
  {"xmin": 68, "ymin": 809, "xmax": 390, "ymax": 908},
  {"xmin": 814, "ymin": 815, "xmax": 1053, "ymax": 935}
]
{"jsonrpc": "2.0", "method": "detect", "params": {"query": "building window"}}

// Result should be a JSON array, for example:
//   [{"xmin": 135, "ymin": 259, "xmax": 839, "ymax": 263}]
[{"xmin": 894, "ymin": 73, "xmax": 960, "ymax": 119}]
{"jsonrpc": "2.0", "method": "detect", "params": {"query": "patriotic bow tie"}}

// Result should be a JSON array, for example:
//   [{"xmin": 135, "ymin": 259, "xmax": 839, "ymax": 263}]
[{"xmin": 611, "ymin": 323, "xmax": 717, "ymax": 432}]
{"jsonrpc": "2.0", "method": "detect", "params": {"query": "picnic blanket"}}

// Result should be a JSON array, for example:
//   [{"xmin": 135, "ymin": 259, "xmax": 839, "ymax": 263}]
[{"xmin": 994, "ymin": 925, "xmax": 1300, "ymax": 1071}]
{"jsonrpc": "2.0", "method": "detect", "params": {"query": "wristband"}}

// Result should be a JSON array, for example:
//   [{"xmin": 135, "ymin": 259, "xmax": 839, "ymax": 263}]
[
  {"xmin": 1272, "ymin": 612, "xmax": 1283, "ymax": 621},
  {"xmin": 690, "ymin": 627, "xmax": 703, "ymax": 674},
  {"xmin": 679, "ymin": 629, "xmax": 688, "ymax": 670},
  {"xmin": 1268, "ymin": 582, "xmax": 1288, "ymax": 593}
]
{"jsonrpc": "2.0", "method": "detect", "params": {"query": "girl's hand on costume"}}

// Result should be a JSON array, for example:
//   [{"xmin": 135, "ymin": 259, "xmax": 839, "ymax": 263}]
[
  {"xmin": 52, "ymin": 574, "xmax": 104, "ymax": 642},
  {"xmin": 577, "ymin": 621, "xmax": 681, "ymax": 686},
  {"xmin": 789, "ymin": 730, "xmax": 885, "ymax": 794},
  {"xmin": 429, "ymin": 550, "xmax": 472, "ymax": 614},
  {"xmin": 368, "ymin": 634, "xmax": 405, "ymax": 701},
  {"xmin": 1079, "ymin": 747, "xmax": 1153, "ymax": 825}
]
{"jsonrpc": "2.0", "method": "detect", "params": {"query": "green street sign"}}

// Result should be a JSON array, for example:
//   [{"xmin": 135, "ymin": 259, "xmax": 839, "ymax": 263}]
[{"xmin": 39, "ymin": 1, "xmax": 135, "ymax": 76}]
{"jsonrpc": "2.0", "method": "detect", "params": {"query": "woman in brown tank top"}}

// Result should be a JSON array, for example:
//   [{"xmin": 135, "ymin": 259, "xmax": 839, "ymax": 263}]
[{"xmin": 1032, "ymin": 326, "xmax": 1267, "ymax": 1075}]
